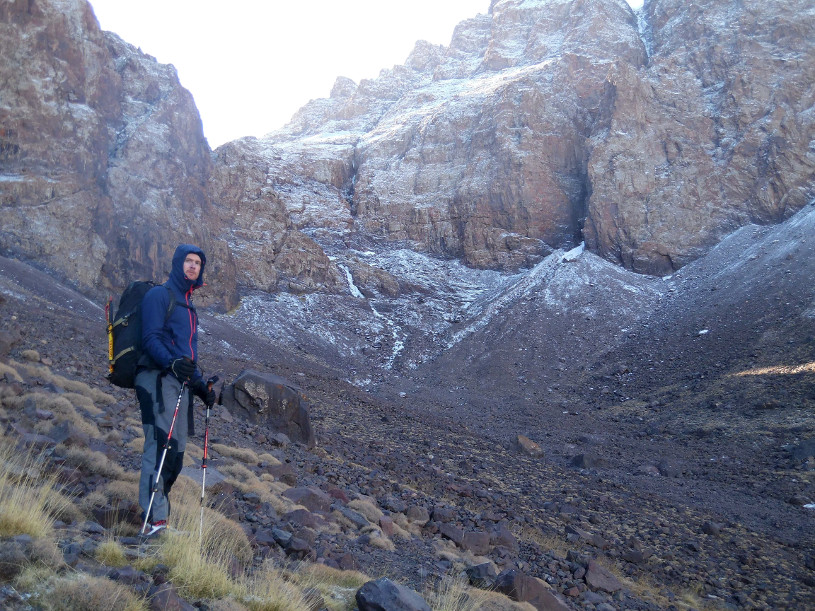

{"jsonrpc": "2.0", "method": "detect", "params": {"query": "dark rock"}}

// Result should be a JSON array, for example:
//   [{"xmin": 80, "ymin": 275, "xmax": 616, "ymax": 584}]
[
  {"xmin": 571, "ymin": 453, "xmax": 606, "ymax": 469},
  {"xmin": 252, "ymin": 530, "xmax": 278, "ymax": 547},
  {"xmin": 382, "ymin": 495, "xmax": 408, "ymax": 514},
  {"xmin": 265, "ymin": 462, "xmax": 298, "ymax": 486},
  {"xmin": 79, "ymin": 520, "xmax": 107, "ymax": 535},
  {"xmin": 657, "ymin": 459, "xmax": 682, "ymax": 478},
  {"xmin": 221, "ymin": 370, "xmax": 315, "ymax": 448},
  {"xmin": 439, "ymin": 523, "xmax": 464, "ymax": 545},
  {"xmin": 431, "ymin": 506, "xmax": 456, "ymax": 523},
  {"xmin": 283, "ymin": 509, "xmax": 319, "ymax": 529},
  {"xmin": 356, "ymin": 577, "xmax": 431, "ymax": 611},
  {"xmin": 702, "ymin": 521, "xmax": 723, "ymax": 537},
  {"xmin": 338, "ymin": 506, "xmax": 369, "ymax": 529},
  {"xmin": 789, "ymin": 439, "xmax": 815, "ymax": 462},
  {"xmin": 108, "ymin": 566, "xmax": 151, "ymax": 594},
  {"xmin": 282, "ymin": 487, "xmax": 332, "ymax": 513},
  {"xmin": 406, "ymin": 505, "xmax": 430, "ymax": 525},
  {"xmin": 462, "ymin": 531, "xmax": 491, "ymax": 555},
  {"xmin": 493, "ymin": 569, "xmax": 571, "ymax": 610},
  {"xmin": 147, "ymin": 583, "xmax": 196, "ymax": 611},
  {"xmin": 466, "ymin": 562, "xmax": 498, "ymax": 588},
  {"xmin": 565, "ymin": 525, "xmax": 609, "ymax": 549},
  {"xmin": 585, "ymin": 560, "xmax": 623, "ymax": 593},
  {"xmin": 284, "ymin": 537, "xmax": 315, "ymax": 561},
  {"xmin": 271, "ymin": 528, "xmax": 292, "ymax": 547}
]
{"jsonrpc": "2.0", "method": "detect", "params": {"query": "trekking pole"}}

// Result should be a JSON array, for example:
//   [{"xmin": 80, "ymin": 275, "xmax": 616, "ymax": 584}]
[
  {"xmin": 141, "ymin": 380, "xmax": 187, "ymax": 536},
  {"xmin": 199, "ymin": 376, "xmax": 220, "ymax": 545}
]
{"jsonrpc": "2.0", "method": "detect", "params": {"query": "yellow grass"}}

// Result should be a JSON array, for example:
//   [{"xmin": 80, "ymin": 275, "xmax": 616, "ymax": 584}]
[
  {"xmin": 145, "ymin": 477, "xmax": 254, "ymax": 600},
  {"xmin": 0, "ymin": 431, "xmax": 73, "ymax": 539},
  {"xmin": 33, "ymin": 573, "xmax": 147, "ymax": 611},
  {"xmin": 60, "ymin": 446, "xmax": 126, "ymax": 479},
  {"xmin": 3, "ymin": 392, "xmax": 100, "ymax": 436},
  {"xmin": 732, "ymin": 361, "xmax": 815, "ymax": 377},
  {"xmin": 95, "ymin": 538, "xmax": 128, "ymax": 567},
  {"xmin": 10, "ymin": 359, "xmax": 116, "ymax": 405},
  {"xmin": 257, "ymin": 453, "xmax": 282, "ymax": 466},
  {"xmin": 240, "ymin": 560, "xmax": 310, "ymax": 611},
  {"xmin": 212, "ymin": 443, "xmax": 260, "ymax": 464},
  {"xmin": 348, "ymin": 499, "xmax": 383, "ymax": 525},
  {"xmin": 0, "ymin": 361, "xmax": 23, "ymax": 382}
]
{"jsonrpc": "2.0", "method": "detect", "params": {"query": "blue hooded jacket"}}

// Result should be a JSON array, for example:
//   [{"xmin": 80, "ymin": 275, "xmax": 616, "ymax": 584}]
[{"xmin": 140, "ymin": 244, "xmax": 206, "ymax": 381}]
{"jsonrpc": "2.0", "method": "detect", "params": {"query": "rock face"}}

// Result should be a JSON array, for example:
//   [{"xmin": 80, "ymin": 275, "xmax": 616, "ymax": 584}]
[
  {"xmin": 584, "ymin": 0, "xmax": 815, "ymax": 274},
  {"xmin": 1, "ymin": 0, "xmax": 813, "ymax": 300},
  {"xmin": 0, "ymin": 0, "xmax": 238, "ymax": 308},
  {"xmin": 209, "ymin": 0, "xmax": 814, "ymax": 281}
]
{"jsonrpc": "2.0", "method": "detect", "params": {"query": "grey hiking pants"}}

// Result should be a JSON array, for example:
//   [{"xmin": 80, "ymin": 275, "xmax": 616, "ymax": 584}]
[{"xmin": 135, "ymin": 369, "xmax": 193, "ymax": 523}]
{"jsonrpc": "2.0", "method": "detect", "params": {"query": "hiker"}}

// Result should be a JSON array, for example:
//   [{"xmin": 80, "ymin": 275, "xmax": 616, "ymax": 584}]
[{"xmin": 135, "ymin": 244, "xmax": 216, "ymax": 536}]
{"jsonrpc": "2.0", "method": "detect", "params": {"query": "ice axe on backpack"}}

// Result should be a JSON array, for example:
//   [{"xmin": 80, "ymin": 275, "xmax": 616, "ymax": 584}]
[{"xmin": 199, "ymin": 376, "xmax": 220, "ymax": 545}]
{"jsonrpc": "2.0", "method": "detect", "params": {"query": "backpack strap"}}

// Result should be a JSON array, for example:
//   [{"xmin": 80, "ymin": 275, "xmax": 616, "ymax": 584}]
[{"xmin": 164, "ymin": 286, "xmax": 176, "ymax": 323}]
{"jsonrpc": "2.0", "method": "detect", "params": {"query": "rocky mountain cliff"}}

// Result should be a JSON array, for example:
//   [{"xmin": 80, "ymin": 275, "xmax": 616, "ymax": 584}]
[
  {"xmin": 2, "ymin": 0, "xmax": 813, "ymax": 307},
  {"xmin": 0, "ymin": 0, "xmax": 238, "ymax": 308},
  {"xmin": 214, "ymin": 0, "xmax": 814, "ymax": 289}
]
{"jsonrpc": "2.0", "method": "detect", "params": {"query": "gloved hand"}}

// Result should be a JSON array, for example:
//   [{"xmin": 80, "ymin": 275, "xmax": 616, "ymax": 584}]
[
  {"xmin": 170, "ymin": 357, "xmax": 196, "ymax": 381},
  {"xmin": 192, "ymin": 379, "xmax": 216, "ymax": 408}
]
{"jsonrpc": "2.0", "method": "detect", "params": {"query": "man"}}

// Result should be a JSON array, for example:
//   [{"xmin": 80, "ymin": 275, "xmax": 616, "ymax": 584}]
[{"xmin": 135, "ymin": 244, "xmax": 216, "ymax": 536}]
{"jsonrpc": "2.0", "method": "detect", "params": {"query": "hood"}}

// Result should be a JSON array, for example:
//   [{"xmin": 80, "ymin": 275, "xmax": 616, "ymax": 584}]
[{"xmin": 170, "ymin": 243, "xmax": 206, "ymax": 293}]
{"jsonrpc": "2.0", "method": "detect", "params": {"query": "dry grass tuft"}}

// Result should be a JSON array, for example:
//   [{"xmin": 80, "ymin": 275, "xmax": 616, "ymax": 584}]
[
  {"xmin": 2, "ymin": 391, "xmax": 103, "ymax": 439},
  {"xmin": 367, "ymin": 532, "xmax": 396, "ymax": 552},
  {"xmin": 211, "ymin": 443, "xmax": 259, "ymax": 465},
  {"xmin": 34, "ymin": 573, "xmax": 147, "ymax": 611},
  {"xmin": 240, "ymin": 560, "xmax": 310, "ymax": 611},
  {"xmin": 257, "ymin": 453, "xmax": 281, "ymax": 466},
  {"xmin": 146, "ymin": 477, "xmax": 253, "ymax": 600},
  {"xmin": 95, "ymin": 538, "xmax": 128, "ymax": 567},
  {"xmin": 0, "ymin": 431, "xmax": 73, "ymax": 539},
  {"xmin": 60, "ymin": 446, "xmax": 126, "ymax": 479},
  {"xmin": 348, "ymin": 499, "xmax": 383, "ymax": 525},
  {"xmin": 10, "ymin": 359, "xmax": 116, "ymax": 406},
  {"xmin": 63, "ymin": 392, "xmax": 103, "ymax": 416},
  {"xmin": 0, "ymin": 361, "xmax": 23, "ymax": 382},
  {"xmin": 104, "ymin": 480, "xmax": 139, "ymax": 505}
]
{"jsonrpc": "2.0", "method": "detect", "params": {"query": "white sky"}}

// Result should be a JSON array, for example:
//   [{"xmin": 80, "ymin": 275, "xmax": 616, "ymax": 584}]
[{"xmin": 88, "ymin": 0, "xmax": 643, "ymax": 149}]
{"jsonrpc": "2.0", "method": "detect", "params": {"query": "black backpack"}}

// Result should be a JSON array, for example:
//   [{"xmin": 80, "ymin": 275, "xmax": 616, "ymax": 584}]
[{"xmin": 106, "ymin": 281, "xmax": 174, "ymax": 388}]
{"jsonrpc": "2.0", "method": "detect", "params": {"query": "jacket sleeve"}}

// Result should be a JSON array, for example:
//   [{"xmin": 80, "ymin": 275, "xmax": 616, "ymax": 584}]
[{"xmin": 141, "ymin": 287, "xmax": 174, "ymax": 370}]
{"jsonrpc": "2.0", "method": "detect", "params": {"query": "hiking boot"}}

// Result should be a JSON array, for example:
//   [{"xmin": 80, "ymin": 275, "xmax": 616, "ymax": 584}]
[{"xmin": 142, "ymin": 520, "xmax": 167, "ymax": 538}]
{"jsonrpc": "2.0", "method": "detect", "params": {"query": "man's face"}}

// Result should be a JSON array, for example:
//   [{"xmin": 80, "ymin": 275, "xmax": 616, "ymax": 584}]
[{"xmin": 183, "ymin": 253, "xmax": 202, "ymax": 281}]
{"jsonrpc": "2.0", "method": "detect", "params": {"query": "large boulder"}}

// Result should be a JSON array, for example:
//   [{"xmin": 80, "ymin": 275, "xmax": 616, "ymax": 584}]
[
  {"xmin": 356, "ymin": 577, "xmax": 431, "ymax": 611},
  {"xmin": 493, "ymin": 569, "xmax": 570, "ymax": 611},
  {"xmin": 221, "ymin": 370, "xmax": 315, "ymax": 448}
]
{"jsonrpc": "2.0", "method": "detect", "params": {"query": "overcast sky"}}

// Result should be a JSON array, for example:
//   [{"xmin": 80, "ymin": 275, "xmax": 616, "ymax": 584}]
[{"xmin": 89, "ymin": 0, "xmax": 644, "ymax": 148}]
